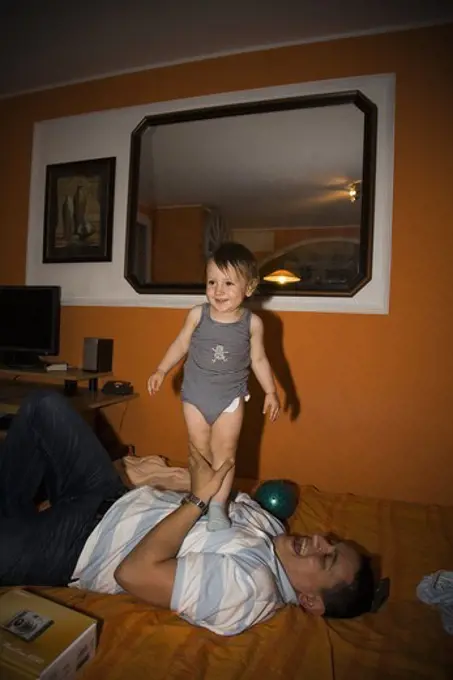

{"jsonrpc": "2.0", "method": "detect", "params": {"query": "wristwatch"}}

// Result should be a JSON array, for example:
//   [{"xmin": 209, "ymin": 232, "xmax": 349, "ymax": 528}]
[{"xmin": 180, "ymin": 492, "xmax": 208, "ymax": 515}]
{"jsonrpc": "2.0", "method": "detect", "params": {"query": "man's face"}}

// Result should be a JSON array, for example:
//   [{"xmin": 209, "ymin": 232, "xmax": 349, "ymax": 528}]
[{"xmin": 274, "ymin": 534, "xmax": 360, "ymax": 614}]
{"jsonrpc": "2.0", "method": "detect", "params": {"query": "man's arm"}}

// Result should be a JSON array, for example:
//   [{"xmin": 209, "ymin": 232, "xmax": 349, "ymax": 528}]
[
  {"xmin": 114, "ymin": 502, "xmax": 204, "ymax": 608},
  {"xmin": 114, "ymin": 450, "xmax": 234, "ymax": 608}
]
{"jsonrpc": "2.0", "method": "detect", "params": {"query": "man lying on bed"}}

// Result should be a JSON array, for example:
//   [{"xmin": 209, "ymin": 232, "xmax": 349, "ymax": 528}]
[{"xmin": 0, "ymin": 391, "xmax": 376, "ymax": 636}]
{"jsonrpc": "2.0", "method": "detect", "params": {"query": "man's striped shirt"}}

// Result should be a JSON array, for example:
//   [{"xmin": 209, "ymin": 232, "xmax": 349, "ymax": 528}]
[{"xmin": 70, "ymin": 487, "xmax": 298, "ymax": 636}]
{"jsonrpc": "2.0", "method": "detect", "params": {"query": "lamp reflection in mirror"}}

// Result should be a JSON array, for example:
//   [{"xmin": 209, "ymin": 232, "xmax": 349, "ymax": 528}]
[
  {"xmin": 262, "ymin": 269, "xmax": 301, "ymax": 285},
  {"xmin": 348, "ymin": 181, "xmax": 361, "ymax": 203}
]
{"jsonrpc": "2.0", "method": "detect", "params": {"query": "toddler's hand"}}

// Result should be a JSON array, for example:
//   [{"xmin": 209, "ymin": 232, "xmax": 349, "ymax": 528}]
[
  {"xmin": 147, "ymin": 369, "xmax": 165, "ymax": 395},
  {"xmin": 263, "ymin": 392, "xmax": 280, "ymax": 422}
]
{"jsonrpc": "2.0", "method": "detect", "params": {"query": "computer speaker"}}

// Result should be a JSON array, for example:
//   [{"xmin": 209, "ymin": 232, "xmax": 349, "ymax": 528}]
[{"xmin": 82, "ymin": 337, "xmax": 114, "ymax": 373}]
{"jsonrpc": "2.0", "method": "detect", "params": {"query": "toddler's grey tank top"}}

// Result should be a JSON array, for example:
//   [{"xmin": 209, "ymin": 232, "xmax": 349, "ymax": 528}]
[{"xmin": 181, "ymin": 303, "xmax": 251, "ymax": 424}]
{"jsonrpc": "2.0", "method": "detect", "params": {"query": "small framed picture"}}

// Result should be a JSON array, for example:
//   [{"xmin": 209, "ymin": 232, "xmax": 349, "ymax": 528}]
[{"xmin": 43, "ymin": 157, "xmax": 116, "ymax": 263}]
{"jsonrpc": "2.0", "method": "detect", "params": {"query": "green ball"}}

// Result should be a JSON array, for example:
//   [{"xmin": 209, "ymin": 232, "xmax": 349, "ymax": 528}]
[{"xmin": 253, "ymin": 480, "xmax": 298, "ymax": 521}]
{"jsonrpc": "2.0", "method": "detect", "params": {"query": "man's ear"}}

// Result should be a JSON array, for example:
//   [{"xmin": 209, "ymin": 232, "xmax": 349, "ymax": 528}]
[{"xmin": 298, "ymin": 592, "xmax": 325, "ymax": 616}]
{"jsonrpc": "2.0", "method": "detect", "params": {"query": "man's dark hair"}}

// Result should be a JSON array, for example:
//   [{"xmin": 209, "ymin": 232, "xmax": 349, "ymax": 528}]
[
  {"xmin": 322, "ymin": 555, "xmax": 375, "ymax": 619},
  {"xmin": 211, "ymin": 241, "xmax": 258, "ymax": 284}
]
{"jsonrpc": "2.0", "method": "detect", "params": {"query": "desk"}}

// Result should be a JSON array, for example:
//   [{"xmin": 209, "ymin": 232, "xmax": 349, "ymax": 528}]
[
  {"xmin": 0, "ymin": 365, "xmax": 112, "ymax": 395},
  {"xmin": 0, "ymin": 368, "xmax": 139, "ymax": 446},
  {"xmin": 0, "ymin": 379, "xmax": 138, "ymax": 415}
]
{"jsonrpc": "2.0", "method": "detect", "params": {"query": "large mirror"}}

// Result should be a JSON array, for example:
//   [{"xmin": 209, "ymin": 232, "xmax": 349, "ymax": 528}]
[{"xmin": 125, "ymin": 91, "xmax": 377, "ymax": 296}]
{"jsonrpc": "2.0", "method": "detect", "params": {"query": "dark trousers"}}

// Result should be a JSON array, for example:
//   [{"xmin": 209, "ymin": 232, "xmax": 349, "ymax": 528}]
[{"xmin": 0, "ymin": 391, "xmax": 125, "ymax": 586}]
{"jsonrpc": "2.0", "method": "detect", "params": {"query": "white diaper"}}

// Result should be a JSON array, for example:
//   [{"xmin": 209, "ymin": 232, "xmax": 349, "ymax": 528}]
[{"xmin": 223, "ymin": 395, "xmax": 250, "ymax": 413}]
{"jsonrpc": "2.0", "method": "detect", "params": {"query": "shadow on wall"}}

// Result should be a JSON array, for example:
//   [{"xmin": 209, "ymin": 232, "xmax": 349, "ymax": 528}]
[{"xmin": 171, "ymin": 308, "xmax": 301, "ymax": 481}]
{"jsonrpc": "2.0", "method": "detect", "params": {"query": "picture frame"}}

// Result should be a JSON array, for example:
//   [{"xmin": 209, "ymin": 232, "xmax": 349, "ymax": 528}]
[{"xmin": 42, "ymin": 157, "xmax": 116, "ymax": 263}]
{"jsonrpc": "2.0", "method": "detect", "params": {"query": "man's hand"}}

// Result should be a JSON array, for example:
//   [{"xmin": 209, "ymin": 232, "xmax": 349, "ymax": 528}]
[{"xmin": 189, "ymin": 445, "xmax": 234, "ymax": 503}]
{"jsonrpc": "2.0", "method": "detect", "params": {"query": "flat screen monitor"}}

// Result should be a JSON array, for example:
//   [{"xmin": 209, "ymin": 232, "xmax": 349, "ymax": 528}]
[{"xmin": 0, "ymin": 285, "xmax": 61, "ymax": 367}]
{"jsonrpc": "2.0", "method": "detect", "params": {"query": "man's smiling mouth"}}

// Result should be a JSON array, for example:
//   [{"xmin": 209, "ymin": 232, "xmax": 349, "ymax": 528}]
[{"xmin": 293, "ymin": 536, "xmax": 309, "ymax": 556}]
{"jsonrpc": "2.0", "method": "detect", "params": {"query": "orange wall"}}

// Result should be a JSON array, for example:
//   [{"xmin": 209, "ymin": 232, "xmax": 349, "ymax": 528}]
[{"xmin": 0, "ymin": 25, "xmax": 452, "ymax": 504}]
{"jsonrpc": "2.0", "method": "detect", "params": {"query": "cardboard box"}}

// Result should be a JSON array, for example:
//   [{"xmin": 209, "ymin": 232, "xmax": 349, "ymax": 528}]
[{"xmin": 0, "ymin": 588, "xmax": 98, "ymax": 679}]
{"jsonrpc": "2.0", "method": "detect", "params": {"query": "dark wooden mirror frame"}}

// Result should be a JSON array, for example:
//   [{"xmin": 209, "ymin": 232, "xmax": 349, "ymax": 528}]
[{"xmin": 124, "ymin": 90, "xmax": 377, "ymax": 297}]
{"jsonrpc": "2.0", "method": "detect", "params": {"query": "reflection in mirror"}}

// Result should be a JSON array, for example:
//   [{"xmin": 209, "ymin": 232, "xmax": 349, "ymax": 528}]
[{"xmin": 125, "ymin": 92, "xmax": 376, "ymax": 296}]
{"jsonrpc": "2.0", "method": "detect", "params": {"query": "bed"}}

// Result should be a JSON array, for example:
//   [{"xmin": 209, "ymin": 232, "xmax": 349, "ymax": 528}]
[{"xmin": 27, "ymin": 481, "xmax": 453, "ymax": 680}]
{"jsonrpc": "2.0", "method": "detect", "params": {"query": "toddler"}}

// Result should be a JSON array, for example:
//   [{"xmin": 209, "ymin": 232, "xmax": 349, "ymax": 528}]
[{"xmin": 148, "ymin": 242, "xmax": 280, "ymax": 530}]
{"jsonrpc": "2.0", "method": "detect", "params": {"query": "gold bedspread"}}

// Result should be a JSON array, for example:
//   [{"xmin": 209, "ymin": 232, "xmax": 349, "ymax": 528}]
[{"xmin": 40, "ymin": 486, "xmax": 453, "ymax": 679}]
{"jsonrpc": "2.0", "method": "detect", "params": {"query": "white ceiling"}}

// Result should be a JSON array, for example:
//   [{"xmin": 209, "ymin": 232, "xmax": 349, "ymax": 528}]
[
  {"xmin": 1, "ymin": 0, "xmax": 452, "ymax": 98},
  {"xmin": 138, "ymin": 103, "xmax": 364, "ymax": 229}
]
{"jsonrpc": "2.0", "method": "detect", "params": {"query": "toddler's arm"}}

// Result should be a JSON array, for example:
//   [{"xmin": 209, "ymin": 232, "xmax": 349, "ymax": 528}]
[
  {"xmin": 148, "ymin": 306, "xmax": 202, "ymax": 394},
  {"xmin": 250, "ymin": 314, "xmax": 280, "ymax": 421}
]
